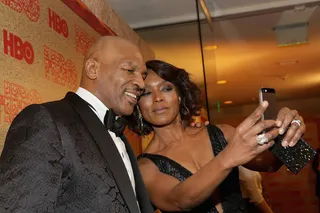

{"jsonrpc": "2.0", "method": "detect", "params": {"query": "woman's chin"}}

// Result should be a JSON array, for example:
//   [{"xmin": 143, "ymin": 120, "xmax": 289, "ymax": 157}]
[
  {"xmin": 149, "ymin": 119, "xmax": 178, "ymax": 128},
  {"xmin": 145, "ymin": 113, "xmax": 181, "ymax": 128}
]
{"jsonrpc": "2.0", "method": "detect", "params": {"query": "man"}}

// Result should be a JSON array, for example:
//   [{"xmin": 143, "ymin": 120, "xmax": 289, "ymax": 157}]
[{"xmin": 0, "ymin": 36, "xmax": 154, "ymax": 213}]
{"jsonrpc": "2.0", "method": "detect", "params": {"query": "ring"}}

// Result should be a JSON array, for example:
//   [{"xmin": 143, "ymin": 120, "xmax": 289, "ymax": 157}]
[
  {"xmin": 291, "ymin": 119, "xmax": 301, "ymax": 127},
  {"xmin": 256, "ymin": 133, "xmax": 269, "ymax": 145}
]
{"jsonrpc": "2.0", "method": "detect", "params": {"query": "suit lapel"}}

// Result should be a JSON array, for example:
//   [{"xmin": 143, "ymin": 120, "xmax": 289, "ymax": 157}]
[
  {"xmin": 121, "ymin": 136, "xmax": 154, "ymax": 213},
  {"xmin": 65, "ymin": 92, "xmax": 140, "ymax": 213}
]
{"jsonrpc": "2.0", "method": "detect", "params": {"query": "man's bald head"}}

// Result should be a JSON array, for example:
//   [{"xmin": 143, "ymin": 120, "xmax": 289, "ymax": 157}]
[
  {"xmin": 79, "ymin": 36, "xmax": 147, "ymax": 116},
  {"xmin": 80, "ymin": 36, "xmax": 143, "ymax": 86},
  {"xmin": 83, "ymin": 36, "xmax": 138, "ymax": 64}
]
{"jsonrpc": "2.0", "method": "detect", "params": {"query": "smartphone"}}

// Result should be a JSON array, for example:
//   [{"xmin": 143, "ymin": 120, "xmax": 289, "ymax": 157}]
[{"xmin": 259, "ymin": 88, "xmax": 277, "ymax": 121}]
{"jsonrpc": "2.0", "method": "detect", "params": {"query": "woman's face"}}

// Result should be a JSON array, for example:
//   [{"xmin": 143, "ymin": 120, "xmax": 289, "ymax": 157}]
[{"xmin": 138, "ymin": 70, "xmax": 180, "ymax": 127}]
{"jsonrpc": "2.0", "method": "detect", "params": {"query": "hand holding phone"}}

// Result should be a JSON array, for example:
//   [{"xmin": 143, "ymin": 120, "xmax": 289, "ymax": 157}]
[{"xmin": 259, "ymin": 87, "xmax": 316, "ymax": 174}]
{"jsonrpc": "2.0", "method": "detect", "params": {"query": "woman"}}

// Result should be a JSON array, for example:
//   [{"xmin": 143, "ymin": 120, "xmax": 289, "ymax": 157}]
[{"xmin": 127, "ymin": 60, "xmax": 306, "ymax": 213}]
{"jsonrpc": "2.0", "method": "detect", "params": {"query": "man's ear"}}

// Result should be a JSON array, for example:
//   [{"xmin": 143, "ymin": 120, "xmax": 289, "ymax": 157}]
[{"xmin": 85, "ymin": 58, "xmax": 99, "ymax": 80}]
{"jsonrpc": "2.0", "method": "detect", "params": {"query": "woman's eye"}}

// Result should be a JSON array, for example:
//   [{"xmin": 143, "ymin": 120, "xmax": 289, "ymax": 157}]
[
  {"xmin": 127, "ymin": 69, "xmax": 134, "ymax": 73},
  {"xmin": 162, "ymin": 86, "xmax": 173, "ymax": 92},
  {"xmin": 140, "ymin": 91, "xmax": 151, "ymax": 97}
]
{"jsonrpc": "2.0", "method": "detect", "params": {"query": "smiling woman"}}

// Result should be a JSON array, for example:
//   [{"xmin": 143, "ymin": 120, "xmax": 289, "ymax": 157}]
[{"xmin": 127, "ymin": 59, "xmax": 202, "ymax": 135}]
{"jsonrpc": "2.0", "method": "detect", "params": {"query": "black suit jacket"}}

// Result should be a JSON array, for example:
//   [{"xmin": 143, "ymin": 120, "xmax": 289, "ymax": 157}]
[{"xmin": 0, "ymin": 92, "xmax": 153, "ymax": 213}]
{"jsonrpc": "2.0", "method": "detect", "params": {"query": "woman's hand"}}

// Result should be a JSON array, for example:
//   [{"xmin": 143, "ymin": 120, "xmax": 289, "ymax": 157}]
[
  {"xmin": 190, "ymin": 120, "xmax": 209, "ymax": 128},
  {"xmin": 222, "ymin": 101, "xmax": 279, "ymax": 168},
  {"xmin": 275, "ymin": 107, "xmax": 306, "ymax": 147},
  {"xmin": 190, "ymin": 113, "xmax": 209, "ymax": 128}
]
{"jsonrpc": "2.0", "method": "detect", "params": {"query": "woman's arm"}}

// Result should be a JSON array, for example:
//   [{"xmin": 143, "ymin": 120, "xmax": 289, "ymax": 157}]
[
  {"xmin": 138, "ymin": 153, "xmax": 233, "ymax": 212},
  {"xmin": 256, "ymin": 200, "xmax": 274, "ymax": 213}
]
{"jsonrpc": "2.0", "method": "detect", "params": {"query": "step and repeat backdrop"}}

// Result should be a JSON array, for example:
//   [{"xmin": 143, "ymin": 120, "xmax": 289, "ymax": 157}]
[{"xmin": 0, "ymin": 1, "xmax": 131, "ymax": 152}]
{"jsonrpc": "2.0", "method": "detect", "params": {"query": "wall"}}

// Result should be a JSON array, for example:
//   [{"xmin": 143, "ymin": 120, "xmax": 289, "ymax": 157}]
[
  {"xmin": 210, "ymin": 97, "xmax": 320, "ymax": 124},
  {"xmin": 79, "ymin": 0, "xmax": 155, "ymax": 61},
  {"xmin": 0, "ymin": 0, "xmax": 154, "ymax": 155}
]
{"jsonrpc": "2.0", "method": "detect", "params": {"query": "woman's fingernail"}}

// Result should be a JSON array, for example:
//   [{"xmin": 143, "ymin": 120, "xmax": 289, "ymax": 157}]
[
  {"xmin": 279, "ymin": 129, "xmax": 284, "ymax": 135},
  {"xmin": 262, "ymin": 101, "xmax": 268, "ymax": 107},
  {"xmin": 276, "ymin": 121, "xmax": 282, "ymax": 127},
  {"xmin": 282, "ymin": 141, "xmax": 288, "ymax": 146},
  {"xmin": 289, "ymin": 141, "xmax": 295, "ymax": 147}
]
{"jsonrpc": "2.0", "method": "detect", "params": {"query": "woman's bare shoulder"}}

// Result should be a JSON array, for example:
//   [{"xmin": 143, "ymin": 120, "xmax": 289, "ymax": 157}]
[{"xmin": 215, "ymin": 124, "xmax": 236, "ymax": 141}]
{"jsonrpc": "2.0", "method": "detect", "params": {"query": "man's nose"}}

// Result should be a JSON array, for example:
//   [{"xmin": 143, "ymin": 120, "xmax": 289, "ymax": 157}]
[{"xmin": 133, "ymin": 74, "xmax": 145, "ymax": 90}]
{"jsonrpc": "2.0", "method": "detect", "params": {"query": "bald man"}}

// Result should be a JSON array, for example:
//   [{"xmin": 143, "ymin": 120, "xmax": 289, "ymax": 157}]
[{"xmin": 0, "ymin": 36, "xmax": 153, "ymax": 213}]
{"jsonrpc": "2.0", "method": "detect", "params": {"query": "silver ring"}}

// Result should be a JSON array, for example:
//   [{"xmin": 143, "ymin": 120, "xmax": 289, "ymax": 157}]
[
  {"xmin": 291, "ymin": 119, "xmax": 301, "ymax": 127},
  {"xmin": 256, "ymin": 133, "xmax": 269, "ymax": 145}
]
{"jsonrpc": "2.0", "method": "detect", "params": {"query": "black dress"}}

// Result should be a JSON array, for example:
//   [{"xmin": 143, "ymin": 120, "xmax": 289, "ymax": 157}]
[{"xmin": 138, "ymin": 124, "xmax": 247, "ymax": 213}]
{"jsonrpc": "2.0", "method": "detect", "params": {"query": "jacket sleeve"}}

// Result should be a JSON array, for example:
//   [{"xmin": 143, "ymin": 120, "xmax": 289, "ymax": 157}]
[{"xmin": 0, "ymin": 104, "xmax": 64, "ymax": 213}]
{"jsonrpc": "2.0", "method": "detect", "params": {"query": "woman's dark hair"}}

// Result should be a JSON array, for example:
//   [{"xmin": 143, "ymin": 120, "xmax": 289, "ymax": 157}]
[{"xmin": 126, "ymin": 59, "xmax": 202, "ymax": 136}]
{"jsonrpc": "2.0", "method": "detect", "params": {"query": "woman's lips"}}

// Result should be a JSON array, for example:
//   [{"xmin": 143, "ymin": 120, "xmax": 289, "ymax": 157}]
[{"xmin": 153, "ymin": 107, "xmax": 169, "ymax": 113}]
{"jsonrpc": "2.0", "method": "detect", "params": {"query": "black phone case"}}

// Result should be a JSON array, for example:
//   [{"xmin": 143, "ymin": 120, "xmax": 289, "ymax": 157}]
[{"xmin": 270, "ymin": 134, "xmax": 316, "ymax": 174}]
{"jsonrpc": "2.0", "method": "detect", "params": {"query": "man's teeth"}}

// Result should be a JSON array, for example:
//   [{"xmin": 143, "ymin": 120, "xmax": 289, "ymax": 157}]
[{"xmin": 125, "ymin": 92, "xmax": 137, "ymax": 99}]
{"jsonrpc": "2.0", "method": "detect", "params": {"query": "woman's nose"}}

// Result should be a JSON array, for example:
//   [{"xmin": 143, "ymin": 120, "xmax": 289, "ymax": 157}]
[{"xmin": 153, "ymin": 92, "xmax": 163, "ymax": 102}]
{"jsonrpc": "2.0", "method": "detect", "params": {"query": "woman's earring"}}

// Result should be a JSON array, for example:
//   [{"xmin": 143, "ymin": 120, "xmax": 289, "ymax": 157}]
[
  {"xmin": 137, "ymin": 106, "xmax": 144, "ymax": 129},
  {"xmin": 179, "ymin": 97, "xmax": 181, "ymax": 104}
]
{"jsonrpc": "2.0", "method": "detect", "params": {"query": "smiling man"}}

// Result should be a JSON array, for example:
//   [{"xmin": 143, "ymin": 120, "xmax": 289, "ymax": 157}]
[{"xmin": 0, "ymin": 36, "xmax": 153, "ymax": 213}]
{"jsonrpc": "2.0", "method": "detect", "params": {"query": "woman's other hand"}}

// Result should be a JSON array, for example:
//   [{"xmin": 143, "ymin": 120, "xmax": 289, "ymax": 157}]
[{"xmin": 275, "ymin": 107, "xmax": 306, "ymax": 147}]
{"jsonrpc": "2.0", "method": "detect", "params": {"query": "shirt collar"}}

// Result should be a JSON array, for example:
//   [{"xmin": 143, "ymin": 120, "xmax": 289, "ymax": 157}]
[{"xmin": 75, "ymin": 87, "xmax": 108, "ymax": 124}]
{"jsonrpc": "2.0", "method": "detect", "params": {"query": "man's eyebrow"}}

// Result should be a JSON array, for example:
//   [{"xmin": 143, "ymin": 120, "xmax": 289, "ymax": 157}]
[{"xmin": 121, "ymin": 61, "xmax": 138, "ymax": 68}]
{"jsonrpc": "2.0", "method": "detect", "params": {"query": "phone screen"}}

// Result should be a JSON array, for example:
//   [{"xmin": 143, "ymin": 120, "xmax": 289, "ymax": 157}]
[{"xmin": 259, "ymin": 88, "xmax": 277, "ymax": 120}]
